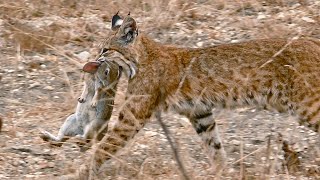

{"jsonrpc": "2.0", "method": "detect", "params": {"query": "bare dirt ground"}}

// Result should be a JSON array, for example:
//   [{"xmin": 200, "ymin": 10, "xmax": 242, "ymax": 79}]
[{"xmin": 0, "ymin": 0, "xmax": 319, "ymax": 179}]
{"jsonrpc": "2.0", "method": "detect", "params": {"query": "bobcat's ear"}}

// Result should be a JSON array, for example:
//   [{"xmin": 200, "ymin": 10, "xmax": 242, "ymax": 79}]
[
  {"xmin": 83, "ymin": 61, "xmax": 101, "ymax": 74},
  {"xmin": 112, "ymin": 11, "xmax": 123, "ymax": 31},
  {"xmin": 118, "ymin": 15, "xmax": 138, "ymax": 44}
]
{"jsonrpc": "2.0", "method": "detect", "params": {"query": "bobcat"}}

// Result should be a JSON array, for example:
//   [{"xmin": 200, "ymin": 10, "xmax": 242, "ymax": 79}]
[
  {"xmin": 76, "ymin": 13, "xmax": 320, "ymax": 178},
  {"xmin": 40, "ymin": 55, "xmax": 133, "ymax": 150}
]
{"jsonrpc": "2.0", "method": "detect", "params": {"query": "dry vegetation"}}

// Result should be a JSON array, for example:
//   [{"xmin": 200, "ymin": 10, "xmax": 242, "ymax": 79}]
[{"xmin": 0, "ymin": 0, "xmax": 319, "ymax": 179}]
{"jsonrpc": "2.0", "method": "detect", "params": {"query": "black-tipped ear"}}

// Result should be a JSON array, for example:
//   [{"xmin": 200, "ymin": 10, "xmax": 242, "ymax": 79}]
[
  {"xmin": 112, "ymin": 11, "xmax": 123, "ymax": 31},
  {"xmin": 83, "ymin": 61, "xmax": 101, "ymax": 74}
]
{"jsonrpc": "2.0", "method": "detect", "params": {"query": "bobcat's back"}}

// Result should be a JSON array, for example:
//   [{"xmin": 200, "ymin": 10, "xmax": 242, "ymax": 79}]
[{"xmin": 154, "ymin": 39, "xmax": 318, "ymax": 128}]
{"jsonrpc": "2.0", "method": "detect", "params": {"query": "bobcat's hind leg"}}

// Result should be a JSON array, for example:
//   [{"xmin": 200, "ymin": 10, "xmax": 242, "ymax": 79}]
[
  {"xmin": 78, "ymin": 93, "xmax": 160, "ymax": 179},
  {"xmin": 190, "ymin": 111, "xmax": 227, "ymax": 174},
  {"xmin": 78, "ymin": 119, "xmax": 109, "ymax": 152}
]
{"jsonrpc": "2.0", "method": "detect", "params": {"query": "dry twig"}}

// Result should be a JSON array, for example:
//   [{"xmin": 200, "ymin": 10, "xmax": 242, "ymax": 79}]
[{"xmin": 155, "ymin": 110, "xmax": 190, "ymax": 180}]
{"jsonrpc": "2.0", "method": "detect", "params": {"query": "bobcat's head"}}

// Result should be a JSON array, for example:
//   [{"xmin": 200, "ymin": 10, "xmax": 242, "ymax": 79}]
[
  {"xmin": 110, "ymin": 11, "xmax": 139, "ymax": 46},
  {"xmin": 93, "ymin": 12, "xmax": 139, "ymax": 77}
]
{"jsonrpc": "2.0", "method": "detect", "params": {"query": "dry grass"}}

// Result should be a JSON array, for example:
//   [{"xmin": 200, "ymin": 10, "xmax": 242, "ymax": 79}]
[{"xmin": 0, "ymin": 0, "xmax": 319, "ymax": 179}]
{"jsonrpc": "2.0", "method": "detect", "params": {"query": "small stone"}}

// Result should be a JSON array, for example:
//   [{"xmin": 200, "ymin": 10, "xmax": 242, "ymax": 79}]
[
  {"xmin": 17, "ymin": 74, "xmax": 24, "ymax": 77},
  {"xmin": 309, "ymin": 132, "xmax": 317, "ymax": 136},
  {"xmin": 44, "ymin": 86, "xmax": 54, "ymax": 91},
  {"xmin": 257, "ymin": 14, "xmax": 266, "ymax": 20},
  {"xmin": 301, "ymin": 17, "xmax": 315, "ymax": 23},
  {"xmin": 29, "ymin": 82, "xmax": 40, "ymax": 88},
  {"xmin": 178, "ymin": 118, "xmax": 191, "ymax": 127},
  {"xmin": 230, "ymin": 139, "xmax": 241, "ymax": 146},
  {"xmin": 53, "ymin": 96, "xmax": 60, "ymax": 99},
  {"xmin": 16, "ymin": 132, "xmax": 24, "ymax": 137},
  {"xmin": 19, "ymin": 160, "xmax": 26, "ymax": 166},
  {"xmin": 231, "ymin": 39, "xmax": 239, "ymax": 43},
  {"xmin": 12, "ymin": 161, "xmax": 19, "ymax": 166},
  {"xmin": 27, "ymin": 156, "xmax": 35, "ymax": 164},
  {"xmin": 25, "ymin": 175, "xmax": 36, "ymax": 178},
  {"xmin": 11, "ymin": 89, "xmax": 19, "ymax": 93},
  {"xmin": 33, "ymin": 55, "xmax": 45, "ymax": 61},
  {"xmin": 38, "ymin": 161, "xmax": 49, "ymax": 169},
  {"xmin": 34, "ymin": 172, "xmax": 43, "ymax": 175},
  {"xmin": 292, "ymin": 3, "xmax": 301, "ymax": 9},
  {"xmin": 228, "ymin": 168, "xmax": 236, "ymax": 173},
  {"xmin": 277, "ymin": 12, "xmax": 285, "ymax": 19},
  {"xmin": 29, "ymin": 72, "xmax": 39, "ymax": 76},
  {"xmin": 40, "ymin": 64, "xmax": 46, "ymax": 69},
  {"xmin": 145, "ymin": 131, "xmax": 158, "ymax": 137},
  {"xmin": 278, "ymin": 155, "xmax": 284, "ymax": 160},
  {"xmin": 47, "ymin": 162, "xmax": 55, "ymax": 168},
  {"xmin": 196, "ymin": 41, "xmax": 204, "ymax": 47},
  {"xmin": 76, "ymin": 51, "xmax": 91, "ymax": 62},
  {"xmin": 139, "ymin": 144, "xmax": 148, "ymax": 149},
  {"xmin": 310, "ymin": 140, "xmax": 317, "ymax": 144},
  {"xmin": 7, "ymin": 69, "xmax": 15, "ymax": 73}
]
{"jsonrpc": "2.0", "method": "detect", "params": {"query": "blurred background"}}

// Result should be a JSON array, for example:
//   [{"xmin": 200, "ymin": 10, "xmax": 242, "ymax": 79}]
[{"xmin": 0, "ymin": 0, "xmax": 319, "ymax": 179}]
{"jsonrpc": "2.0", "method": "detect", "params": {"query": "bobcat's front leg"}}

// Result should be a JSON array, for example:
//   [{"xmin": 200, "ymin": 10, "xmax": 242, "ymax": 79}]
[{"xmin": 79, "ymin": 93, "xmax": 160, "ymax": 179}]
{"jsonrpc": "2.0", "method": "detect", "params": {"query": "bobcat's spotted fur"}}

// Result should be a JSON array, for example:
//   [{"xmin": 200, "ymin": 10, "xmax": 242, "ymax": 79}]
[{"xmin": 77, "ymin": 13, "xmax": 320, "ymax": 178}]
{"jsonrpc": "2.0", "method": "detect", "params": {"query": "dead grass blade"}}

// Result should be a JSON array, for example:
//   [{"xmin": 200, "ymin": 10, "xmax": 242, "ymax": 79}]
[
  {"xmin": 155, "ymin": 110, "xmax": 190, "ymax": 180},
  {"xmin": 4, "ymin": 21, "xmax": 83, "ymax": 69}
]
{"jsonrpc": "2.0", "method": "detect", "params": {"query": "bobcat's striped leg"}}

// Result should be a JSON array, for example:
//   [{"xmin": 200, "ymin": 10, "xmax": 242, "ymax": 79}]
[
  {"xmin": 79, "ymin": 93, "xmax": 160, "ymax": 179},
  {"xmin": 190, "ymin": 111, "xmax": 227, "ymax": 173}
]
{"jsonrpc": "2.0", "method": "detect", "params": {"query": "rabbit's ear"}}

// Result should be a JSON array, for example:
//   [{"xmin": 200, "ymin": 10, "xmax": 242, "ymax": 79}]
[{"xmin": 82, "ymin": 61, "xmax": 101, "ymax": 74}]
